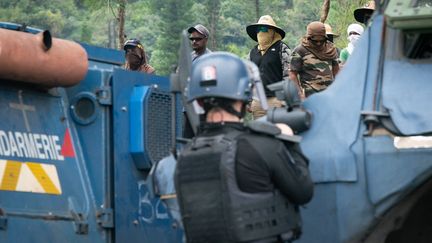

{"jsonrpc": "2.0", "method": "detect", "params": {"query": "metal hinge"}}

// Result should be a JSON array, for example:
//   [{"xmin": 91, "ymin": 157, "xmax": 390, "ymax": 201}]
[
  {"xmin": 70, "ymin": 210, "xmax": 88, "ymax": 235},
  {"xmin": 0, "ymin": 207, "xmax": 7, "ymax": 230},
  {"xmin": 96, "ymin": 208, "xmax": 114, "ymax": 229},
  {"xmin": 68, "ymin": 198, "xmax": 88, "ymax": 235},
  {"xmin": 95, "ymin": 86, "xmax": 112, "ymax": 105}
]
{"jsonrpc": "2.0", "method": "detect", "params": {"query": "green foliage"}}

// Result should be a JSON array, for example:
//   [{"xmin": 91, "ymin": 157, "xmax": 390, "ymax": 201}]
[
  {"xmin": 326, "ymin": 0, "xmax": 368, "ymax": 49},
  {"xmin": 0, "ymin": 0, "xmax": 369, "ymax": 75}
]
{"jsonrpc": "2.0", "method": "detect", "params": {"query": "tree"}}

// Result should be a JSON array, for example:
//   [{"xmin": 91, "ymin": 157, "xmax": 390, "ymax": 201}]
[
  {"xmin": 147, "ymin": 0, "xmax": 194, "ymax": 75},
  {"xmin": 117, "ymin": 0, "xmax": 127, "ymax": 48},
  {"xmin": 0, "ymin": 0, "xmax": 369, "ymax": 74}
]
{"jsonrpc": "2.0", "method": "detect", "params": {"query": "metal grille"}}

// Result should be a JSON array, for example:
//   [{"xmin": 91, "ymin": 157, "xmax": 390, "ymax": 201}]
[{"xmin": 146, "ymin": 90, "xmax": 173, "ymax": 163}]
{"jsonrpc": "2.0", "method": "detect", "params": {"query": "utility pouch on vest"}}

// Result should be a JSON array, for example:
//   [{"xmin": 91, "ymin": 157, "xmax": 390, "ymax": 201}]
[
  {"xmin": 231, "ymin": 194, "xmax": 301, "ymax": 242},
  {"xmin": 175, "ymin": 130, "xmax": 302, "ymax": 243}
]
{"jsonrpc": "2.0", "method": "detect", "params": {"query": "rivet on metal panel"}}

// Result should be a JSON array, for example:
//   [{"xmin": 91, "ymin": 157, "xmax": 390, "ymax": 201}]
[
  {"xmin": 121, "ymin": 106, "xmax": 127, "ymax": 112},
  {"xmin": 95, "ymin": 86, "xmax": 112, "ymax": 105}
]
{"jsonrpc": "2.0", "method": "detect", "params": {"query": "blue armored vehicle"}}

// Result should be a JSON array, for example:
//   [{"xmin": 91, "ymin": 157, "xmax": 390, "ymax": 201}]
[
  {"xmin": 0, "ymin": 22, "xmax": 183, "ymax": 242},
  {"xmin": 0, "ymin": 0, "xmax": 432, "ymax": 242},
  {"xmin": 297, "ymin": 1, "xmax": 432, "ymax": 242}
]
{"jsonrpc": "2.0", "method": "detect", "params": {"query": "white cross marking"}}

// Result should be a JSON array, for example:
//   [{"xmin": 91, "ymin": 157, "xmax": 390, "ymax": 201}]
[{"xmin": 9, "ymin": 90, "xmax": 36, "ymax": 132}]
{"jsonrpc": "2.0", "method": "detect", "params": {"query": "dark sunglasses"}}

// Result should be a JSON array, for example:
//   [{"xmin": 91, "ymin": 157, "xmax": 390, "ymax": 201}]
[
  {"xmin": 189, "ymin": 37, "xmax": 204, "ymax": 42},
  {"xmin": 256, "ymin": 26, "xmax": 269, "ymax": 33}
]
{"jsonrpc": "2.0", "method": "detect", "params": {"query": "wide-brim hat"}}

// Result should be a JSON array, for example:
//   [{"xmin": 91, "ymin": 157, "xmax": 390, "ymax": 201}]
[
  {"xmin": 246, "ymin": 15, "xmax": 285, "ymax": 42},
  {"xmin": 324, "ymin": 23, "xmax": 339, "ymax": 37},
  {"xmin": 354, "ymin": 1, "xmax": 375, "ymax": 23}
]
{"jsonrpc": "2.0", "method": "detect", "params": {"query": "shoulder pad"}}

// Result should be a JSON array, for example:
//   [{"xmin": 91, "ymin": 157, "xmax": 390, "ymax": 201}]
[
  {"xmin": 247, "ymin": 120, "xmax": 280, "ymax": 135},
  {"xmin": 246, "ymin": 121, "xmax": 302, "ymax": 143}
]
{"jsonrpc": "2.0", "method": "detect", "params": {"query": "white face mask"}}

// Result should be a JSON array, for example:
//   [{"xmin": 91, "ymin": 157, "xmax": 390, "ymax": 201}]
[{"xmin": 348, "ymin": 34, "xmax": 361, "ymax": 46}]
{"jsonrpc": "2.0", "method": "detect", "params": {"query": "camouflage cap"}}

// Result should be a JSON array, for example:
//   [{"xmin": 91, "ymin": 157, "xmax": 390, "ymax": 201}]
[{"xmin": 354, "ymin": 1, "xmax": 375, "ymax": 23}]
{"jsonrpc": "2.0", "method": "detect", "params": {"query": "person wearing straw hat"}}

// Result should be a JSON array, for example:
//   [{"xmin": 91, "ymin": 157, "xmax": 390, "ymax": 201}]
[
  {"xmin": 325, "ymin": 23, "xmax": 341, "ymax": 59},
  {"xmin": 246, "ymin": 15, "xmax": 294, "ymax": 119},
  {"xmin": 324, "ymin": 23, "xmax": 339, "ymax": 44},
  {"xmin": 289, "ymin": 21, "xmax": 339, "ymax": 98},
  {"xmin": 354, "ymin": 0, "xmax": 376, "ymax": 25}
]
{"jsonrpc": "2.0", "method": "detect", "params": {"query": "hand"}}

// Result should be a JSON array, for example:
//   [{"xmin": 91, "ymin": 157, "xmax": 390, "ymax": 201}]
[
  {"xmin": 299, "ymin": 90, "xmax": 306, "ymax": 100},
  {"xmin": 276, "ymin": 123, "xmax": 294, "ymax": 136}
]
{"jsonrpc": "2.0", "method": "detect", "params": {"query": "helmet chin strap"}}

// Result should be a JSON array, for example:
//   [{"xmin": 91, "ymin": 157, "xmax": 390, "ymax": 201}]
[{"xmin": 221, "ymin": 103, "xmax": 246, "ymax": 119}]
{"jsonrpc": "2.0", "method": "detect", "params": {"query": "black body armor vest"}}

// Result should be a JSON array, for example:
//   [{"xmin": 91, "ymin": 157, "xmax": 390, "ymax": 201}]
[{"xmin": 175, "ymin": 129, "xmax": 301, "ymax": 243}]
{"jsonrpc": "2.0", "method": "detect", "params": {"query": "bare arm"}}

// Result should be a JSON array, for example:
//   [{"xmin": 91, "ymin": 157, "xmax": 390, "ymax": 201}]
[{"xmin": 289, "ymin": 71, "xmax": 305, "ymax": 100}]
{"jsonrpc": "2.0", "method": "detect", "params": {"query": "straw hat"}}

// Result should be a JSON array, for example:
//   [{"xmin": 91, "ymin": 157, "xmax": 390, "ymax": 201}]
[
  {"xmin": 324, "ymin": 23, "xmax": 339, "ymax": 37},
  {"xmin": 246, "ymin": 15, "xmax": 286, "ymax": 42},
  {"xmin": 354, "ymin": 1, "xmax": 376, "ymax": 23}
]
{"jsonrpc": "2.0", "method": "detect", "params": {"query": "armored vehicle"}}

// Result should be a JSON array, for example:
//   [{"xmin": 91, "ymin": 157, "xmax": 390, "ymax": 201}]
[
  {"xmin": 297, "ymin": 1, "xmax": 432, "ymax": 242},
  {"xmin": 0, "ymin": 22, "xmax": 183, "ymax": 242}
]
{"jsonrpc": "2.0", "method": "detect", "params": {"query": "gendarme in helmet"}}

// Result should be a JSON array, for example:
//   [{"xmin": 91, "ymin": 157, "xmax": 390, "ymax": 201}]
[{"xmin": 188, "ymin": 52, "xmax": 253, "ymax": 103}]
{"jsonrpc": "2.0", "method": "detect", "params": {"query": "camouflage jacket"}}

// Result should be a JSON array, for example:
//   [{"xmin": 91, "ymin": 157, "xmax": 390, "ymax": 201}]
[{"xmin": 290, "ymin": 45, "xmax": 338, "ymax": 92}]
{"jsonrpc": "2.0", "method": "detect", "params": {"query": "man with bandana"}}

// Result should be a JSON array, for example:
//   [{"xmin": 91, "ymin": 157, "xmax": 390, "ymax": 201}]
[
  {"xmin": 339, "ymin": 23, "xmax": 364, "ymax": 66},
  {"xmin": 123, "ymin": 38, "xmax": 155, "ymax": 74},
  {"xmin": 289, "ymin": 21, "xmax": 339, "ymax": 98},
  {"xmin": 246, "ymin": 15, "xmax": 292, "ymax": 119}
]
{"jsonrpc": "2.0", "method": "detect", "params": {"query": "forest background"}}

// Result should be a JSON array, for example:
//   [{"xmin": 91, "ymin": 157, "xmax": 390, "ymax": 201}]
[{"xmin": 0, "ymin": 0, "xmax": 368, "ymax": 75}]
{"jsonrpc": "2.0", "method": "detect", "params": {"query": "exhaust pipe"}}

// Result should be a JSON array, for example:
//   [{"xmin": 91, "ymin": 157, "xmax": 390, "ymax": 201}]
[{"xmin": 0, "ymin": 28, "xmax": 88, "ymax": 87}]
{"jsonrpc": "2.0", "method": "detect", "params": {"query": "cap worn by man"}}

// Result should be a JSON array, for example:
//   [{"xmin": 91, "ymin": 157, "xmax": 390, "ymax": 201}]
[
  {"xmin": 123, "ymin": 38, "xmax": 155, "ymax": 74},
  {"xmin": 354, "ymin": 0, "xmax": 376, "ymax": 24},
  {"xmin": 187, "ymin": 24, "xmax": 210, "ymax": 38}
]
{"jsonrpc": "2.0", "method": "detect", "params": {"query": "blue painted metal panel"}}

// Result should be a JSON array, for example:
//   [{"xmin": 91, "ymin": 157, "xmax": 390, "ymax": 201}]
[
  {"xmin": 299, "ymin": 13, "xmax": 432, "ymax": 243},
  {"xmin": 0, "ymin": 22, "xmax": 42, "ymax": 33},
  {"xmin": 65, "ymin": 68, "xmax": 113, "ymax": 222},
  {"xmin": 80, "ymin": 43, "xmax": 124, "ymax": 66},
  {"xmin": 364, "ymin": 136, "xmax": 432, "ymax": 205},
  {"xmin": 129, "ymin": 86, "xmax": 152, "ymax": 169},
  {"xmin": 382, "ymin": 60, "xmax": 432, "ymax": 134},
  {"xmin": 0, "ymin": 86, "xmax": 102, "ymax": 242},
  {"xmin": 112, "ymin": 69, "xmax": 182, "ymax": 243}
]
